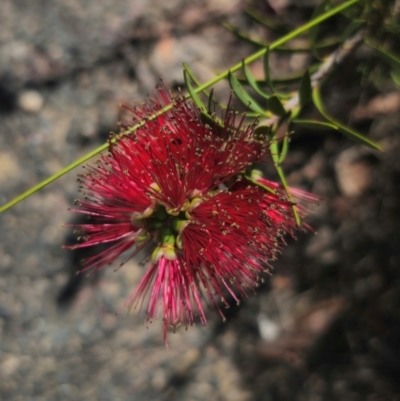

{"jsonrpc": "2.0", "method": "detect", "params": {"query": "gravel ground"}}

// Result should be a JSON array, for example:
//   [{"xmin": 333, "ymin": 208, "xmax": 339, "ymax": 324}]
[{"xmin": 1, "ymin": 1, "xmax": 400, "ymax": 400}]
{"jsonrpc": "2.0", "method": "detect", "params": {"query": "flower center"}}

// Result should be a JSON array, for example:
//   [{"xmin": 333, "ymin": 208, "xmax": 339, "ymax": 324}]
[{"xmin": 131, "ymin": 201, "xmax": 195, "ymax": 262}]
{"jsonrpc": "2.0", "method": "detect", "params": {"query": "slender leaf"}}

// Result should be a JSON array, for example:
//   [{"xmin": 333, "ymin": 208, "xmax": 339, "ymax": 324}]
[
  {"xmin": 263, "ymin": 47, "xmax": 274, "ymax": 93},
  {"xmin": 290, "ymin": 105, "xmax": 301, "ymax": 120},
  {"xmin": 276, "ymin": 164, "xmax": 301, "ymax": 226},
  {"xmin": 184, "ymin": 69, "xmax": 207, "ymax": 112},
  {"xmin": 391, "ymin": 70, "xmax": 400, "ymax": 87},
  {"xmin": 239, "ymin": 63, "xmax": 321, "ymax": 86},
  {"xmin": 367, "ymin": 41, "xmax": 400, "ymax": 73},
  {"xmin": 312, "ymin": 86, "xmax": 382, "ymax": 150},
  {"xmin": 270, "ymin": 137, "xmax": 301, "ymax": 225},
  {"xmin": 184, "ymin": 63, "xmax": 228, "ymax": 111},
  {"xmin": 183, "ymin": 63, "xmax": 201, "ymax": 86},
  {"xmin": 292, "ymin": 119, "xmax": 338, "ymax": 130},
  {"xmin": 268, "ymin": 117, "xmax": 291, "ymax": 164},
  {"xmin": 242, "ymin": 60, "xmax": 270, "ymax": 99},
  {"xmin": 228, "ymin": 71, "xmax": 267, "ymax": 115},
  {"xmin": 245, "ymin": 8, "xmax": 287, "ymax": 33},
  {"xmin": 299, "ymin": 69, "xmax": 312, "ymax": 107},
  {"xmin": 275, "ymin": 63, "xmax": 322, "ymax": 83},
  {"xmin": 223, "ymin": 23, "xmax": 266, "ymax": 47},
  {"xmin": 263, "ymin": 47, "xmax": 292, "ymax": 99},
  {"xmin": 184, "ymin": 69, "xmax": 226, "ymax": 129},
  {"xmin": 268, "ymin": 95, "xmax": 286, "ymax": 117},
  {"xmin": 278, "ymin": 128, "xmax": 291, "ymax": 164}
]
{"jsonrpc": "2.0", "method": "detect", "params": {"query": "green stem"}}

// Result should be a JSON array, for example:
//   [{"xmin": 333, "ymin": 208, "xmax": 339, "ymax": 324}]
[
  {"xmin": 0, "ymin": 0, "xmax": 362, "ymax": 214},
  {"xmin": 195, "ymin": 0, "xmax": 361, "ymax": 93},
  {"xmin": 0, "ymin": 143, "xmax": 107, "ymax": 213},
  {"xmin": 275, "ymin": 165, "xmax": 302, "ymax": 226}
]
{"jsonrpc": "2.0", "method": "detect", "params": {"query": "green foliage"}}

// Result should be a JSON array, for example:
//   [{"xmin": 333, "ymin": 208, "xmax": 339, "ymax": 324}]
[
  {"xmin": 242, "ymin": 60, "xmax": 270, "ymax": 99},
  {"xmin": 184, "ymin": 69, "xmax": 207, "ymax": 113},
  {"xmin": 312, "ymin": 87, "xmax": 382, "ymax": 150},
  {"xmin": 212, "ymin": 0, "xmax": 386, "ymax": 220},
  {"xmin": 228, "ymin": 71, "xmax": 267, "ymax": 115},
  {"xmin": 1, "ymin": 0, "xmax": 391, "ymax": 215},
  {"xmin": 367, "ymin": 41, "xmax": 400, "ymax": 74},
  {"xmin": 263, "ymin": 47, "xmax": 290, "ymax": 99},
  {"xmin": 299, "ymin": 69, "xmax": 312, "ymax": 107},
  {"xmin": 267, "ymin": 95, "xmax": 286, "ymax": 117}
]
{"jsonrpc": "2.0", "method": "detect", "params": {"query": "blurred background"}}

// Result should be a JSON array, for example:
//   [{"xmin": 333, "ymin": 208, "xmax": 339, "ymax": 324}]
[{"xmin": 1, "ymin": 0, "xmax": 400, "ymax": 400}]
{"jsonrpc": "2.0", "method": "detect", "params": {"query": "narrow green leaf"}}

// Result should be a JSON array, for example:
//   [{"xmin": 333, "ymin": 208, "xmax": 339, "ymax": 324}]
[
  {"xmin": 183, "ymin": 63, "xmax": 201, "ymax": 86},
  {"xmin": 290, "ymin": 106, "xmax": 301, "ymax": 120},
  {"xmin": 245, "ymin": 8, "xmax": 287, "ymax": 33},
  {"xmin": 268, "ymin": 117, "xmax": 291, "ymax": 164},
  {"xmin": 276, "ymin": 164, "xmax": 302, "ymax": 226},
  {"xmin": 242, "ymin": 60, "xmax": 270, "ymax": 99},
  {"xmin": 263, "ymin": 47, "xmax": 274, "ymax": 93},
  {"xmin": 391, "ymin": 70, "xmax": 400, "ymax": 87},
  {"xmin": 292, "ymin": 119, "xmax": 338, "ymax": 130},
  {"xmin": 278, "ymin": 134, "xmax": 290, "ymax": 164},
  {"xmin": 223, "ymin": 23, "xmax": 266, "ymax": 47},
  {"xmin": 312, "ymin": 87, "xmax": 382, "ymax": 150},
  {"xmin": 184, "ymin": 69, "xmax": 206, "ymax": 112},
  {"xmin": 367, "ymin": 41, "xmax": 400, "ymax": 73},
  {"xmin": 228, "ymin": 71, "xmax": 267, "ymax": 115},
  {"xmin": 299, "ymin": 69, "xmax": 312, "ymax": 107},
  {"xmin": 238, "ymin": 63, "xmax": 321, "ymax": 87},
  {"xmin": 263, "ymin": 47, "xmax": 292, "ymax": 99},
  {"xmin": 271, "ymin": 139, "xmax": 302, "ymax": 225},
  {"xmin": 274, "ymin": 63, "xmax": 322, "ymax": 83},
  {"xmin": 184, "ymin": 64, "xmax": 228, "ymax": 113},
  {"xmin": 183, "ymin": 69, "xmax": 227, "ymax": 128},
  {"xmin": 268, "ymin": 95, "xmax": 286, "ymax": 117}
]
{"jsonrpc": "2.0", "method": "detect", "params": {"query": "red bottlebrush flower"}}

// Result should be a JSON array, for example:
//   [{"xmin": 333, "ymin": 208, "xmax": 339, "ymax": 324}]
[{"xmin": 66, "ymin": 87, "xmax": 316, "ymax": 344}]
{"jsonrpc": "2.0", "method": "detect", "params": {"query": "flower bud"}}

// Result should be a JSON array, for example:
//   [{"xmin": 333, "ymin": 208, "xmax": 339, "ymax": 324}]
[
  {"xmin": 172, "ymin": 219, "xmax": 190, "ymax": 233},
  {"xmin": 162, "ymin": 244, "xmax": 178, "ymax": 260},
  {"xmin": 151, "ymin": 246, "xmax": 163, "ymax": 263}
]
